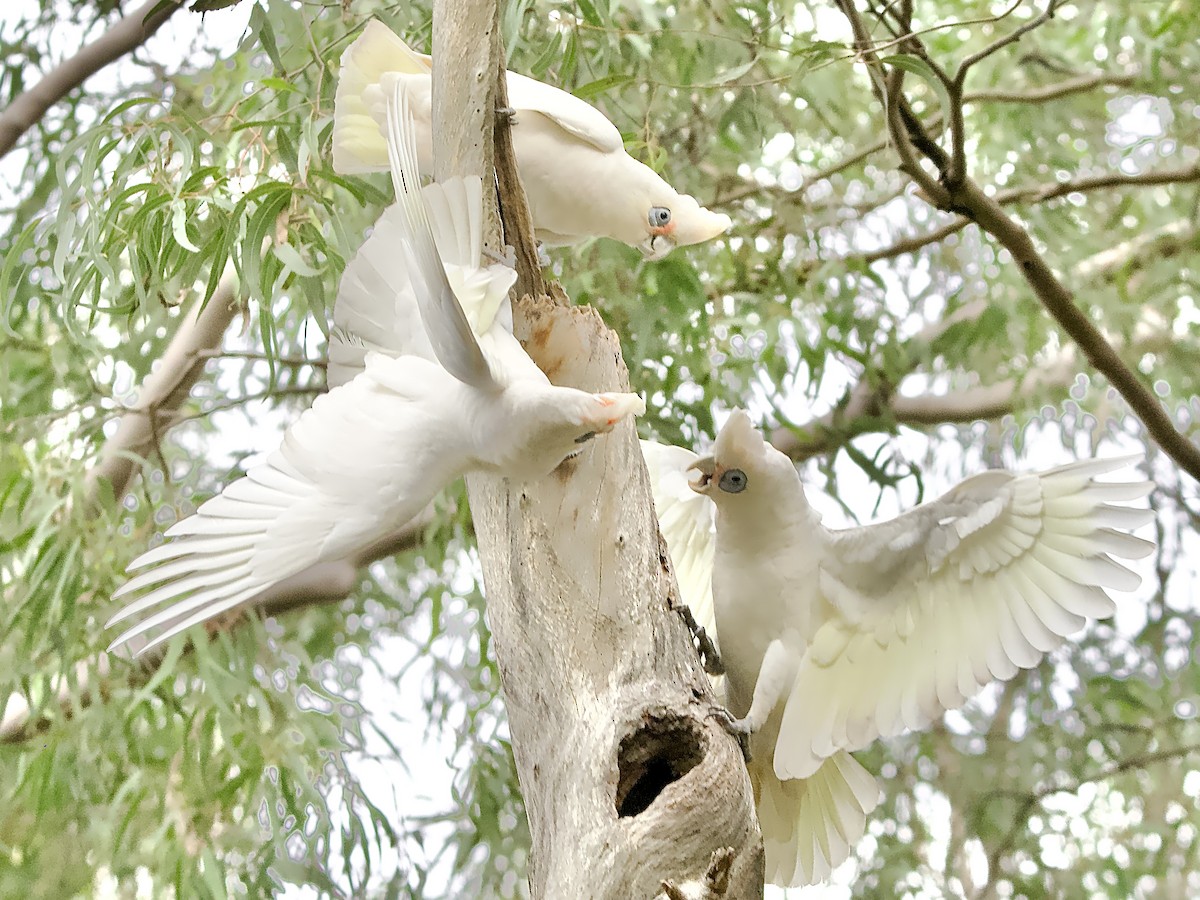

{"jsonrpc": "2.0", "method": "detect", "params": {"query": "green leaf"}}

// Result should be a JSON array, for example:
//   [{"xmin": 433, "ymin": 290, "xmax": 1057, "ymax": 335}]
[
  {"xmin": 573, "ymin": 73, "xmax": 633, "ymax": 100},
  {"xmin": 880, "ymin": 53, "xmax": 951, "ymax": 124}
]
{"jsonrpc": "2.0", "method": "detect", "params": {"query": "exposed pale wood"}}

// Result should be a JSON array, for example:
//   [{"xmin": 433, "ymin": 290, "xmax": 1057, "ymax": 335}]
[{"xmin": 430, "ymin": 1, "xmax": 764, "ymax": 895}]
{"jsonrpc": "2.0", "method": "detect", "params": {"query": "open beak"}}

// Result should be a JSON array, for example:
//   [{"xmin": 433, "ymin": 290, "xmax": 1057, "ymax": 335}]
[{"xmin": 687, "ymin": 456, "xmax": 716, "ymax": 493}]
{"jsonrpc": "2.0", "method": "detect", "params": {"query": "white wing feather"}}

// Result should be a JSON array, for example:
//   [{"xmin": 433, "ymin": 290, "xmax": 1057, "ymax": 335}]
[
  {"xmin": 327, "ymin": 173, "xmax": 517, "ymax": 388},
  {"xmin": 641, "ymin": 439, "xmax": 717, "ymax": 643},
  {"xmin": 773, "ymin": 455, "xmax": 1155, "ymax": 779},
  {"xmin": 753, "ymin": 750, "xmax": 880, "ymax": 887},
  {"xmin": 107, "ymin": 355, "xmax": 463, "ymax": 656},
  {"xmin": 382, "ymin": 79, "xmax": 497, "ymax": 391},
  {"xmin": 327, "ymin": 203, "xmax": 436, "ymax": 388}
]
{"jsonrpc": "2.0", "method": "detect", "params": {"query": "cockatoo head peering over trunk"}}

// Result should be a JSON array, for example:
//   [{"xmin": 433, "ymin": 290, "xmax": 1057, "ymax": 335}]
[
  {"xmin": 627, "ymin": 164, "xmax": 733, "ymax": 260},
  {"xmin": 333, "ymin": 20, "xmax": 733, "ymax": 260}
]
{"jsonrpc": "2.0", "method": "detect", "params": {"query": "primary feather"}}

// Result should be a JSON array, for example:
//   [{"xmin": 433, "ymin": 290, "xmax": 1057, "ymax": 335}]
[
  {"xmin": 332, "ymin": 20, "xmax": 731, "ymax": 259},
  {"xmin": 650, "ymin": 411, "xmax": 1155, "ymax": 886},
  {"xmin": 109, "ymin": 82, "xmax": 644, "ymax": 656}
]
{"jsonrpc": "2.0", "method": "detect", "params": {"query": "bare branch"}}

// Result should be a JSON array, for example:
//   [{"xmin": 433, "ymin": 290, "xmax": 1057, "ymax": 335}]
[
  {"xmin": 956, "ymin": 0, "xmax": 1060, "ymax": 83},
  {"xmin": 717, "ymin": 69, "xmax": 1135, "ymax": 210},
  {"xmin": 964, "ymin": 70, "xmax": 1137, "ymax": 103},
  {"xmin": 86, "ymin": 275, "xmax": 240, "ymax": 508},
  {"xmin": 771, "ymin": 262, "xmax": 1183, "ymax": 463},
  {"xmin": 492, "ymin": 49, "xmax": 546, "ymax": 300},
  {"xmin": 955, "ymin": 178, "xmax": 1200, "ymax": 480},
  {"xmin": 0, "ymin": 0, "xmax": 185, "ymax": 160},
  {"xmin": 884, "ymin": 65, "xmax": 949, "ymax": 202},
  {"xmin": 847, "ymin": 161, "xmax": 1200, "ymax": 265}
]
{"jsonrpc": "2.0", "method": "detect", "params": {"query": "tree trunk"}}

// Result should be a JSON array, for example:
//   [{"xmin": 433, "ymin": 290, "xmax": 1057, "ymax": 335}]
[{"xmin": 430, "ymin": 1, "xmax": 764, "ymax": 897}]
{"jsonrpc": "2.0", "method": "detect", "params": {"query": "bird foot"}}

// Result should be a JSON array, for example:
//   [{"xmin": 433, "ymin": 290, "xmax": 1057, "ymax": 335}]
[
  {"xmin": 536, "ymin": 243, "xmax": 552, "ymax": 267},
  {"xmin": 495, "ymin": 105, "xmax": 518, "ymax": 127},
  {"xmin": 708, "ymin": 706, "xmax": 752, "ymax": 762},
  {"xmin": 676, "ymin": 604, "xmax": 725, "ymax": 676},
  {"xmin": 483, "ymin": 244, "xmax": 517, "ymax": 269}
]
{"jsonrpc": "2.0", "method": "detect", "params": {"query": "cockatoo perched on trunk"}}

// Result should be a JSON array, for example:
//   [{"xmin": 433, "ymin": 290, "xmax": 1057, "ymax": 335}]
[
  {"xmin": 644, "ymin": 412, "xmax": 1154, "ymax": 886},
  {"xmin": 332, "ymin": 20, "xmax": 732, "ymax": 260},
  {"xmin": 107, "ymin": 85, "xmax": 644, "ymax": 656}
]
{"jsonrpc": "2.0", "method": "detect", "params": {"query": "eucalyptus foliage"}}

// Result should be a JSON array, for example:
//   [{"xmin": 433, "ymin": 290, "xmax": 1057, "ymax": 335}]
[{"xmin": 1, "ymin": 1, "xmax": 1198, "ymax": 897}]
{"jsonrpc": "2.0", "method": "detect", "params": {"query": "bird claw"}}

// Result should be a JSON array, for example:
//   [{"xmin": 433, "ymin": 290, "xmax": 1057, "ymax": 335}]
[
  {"xmin": 708, "ymin": 706, "xmax": 752, "ymax": 762},
  {"xmin": 483, "ymin": 244, "xmax": 517, "ymax": 269},
  {"xmin": 535, "ymin": 243, "xmax": 551, "ymax": 267},
  {"xmin": 676, "ymin": 604, "xmax": 725, "ymax": 676},
  {"xmin": 495, "ymin": 105, "xmax": 517, "ymax": 126}
]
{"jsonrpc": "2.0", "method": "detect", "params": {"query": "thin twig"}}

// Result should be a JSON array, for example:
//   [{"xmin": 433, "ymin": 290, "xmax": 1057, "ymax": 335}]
[
  {"xmin": 956, "ymin": 0, "xmax": 1058, "ymax": 81},
  {"xmin": 0, "ymin": 0, "xmax": 185, "ymax": 159},
  {"xmin": 884, "ymin": 64, "xmax": 948, "ymax": 203},
  {"xmin": 965, "ymin": 70, "xmax": 1137, "ymax": 103}
]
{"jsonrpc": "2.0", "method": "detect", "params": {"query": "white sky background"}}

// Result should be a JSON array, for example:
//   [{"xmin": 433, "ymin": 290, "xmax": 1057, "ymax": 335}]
[{"xmin": 2, "ymin": 1, "xmax": 1196, "ymax": 898}]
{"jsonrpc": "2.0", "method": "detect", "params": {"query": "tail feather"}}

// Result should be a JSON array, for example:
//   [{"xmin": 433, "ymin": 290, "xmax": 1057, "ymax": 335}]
[
  {"xmin": 333, "ymin": 20, "xmax": 428, "ymax": 173},
  {"xmin": 752, "ymin": 751, "xmax": 879, "ymax": 887}
]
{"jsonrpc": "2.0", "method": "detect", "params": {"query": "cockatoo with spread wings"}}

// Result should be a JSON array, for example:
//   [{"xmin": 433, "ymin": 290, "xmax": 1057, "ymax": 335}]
[
  {"xmin": 332, "ymin": 20, "xmax": 731, "ymax": 259},
  {"xmin": 644, "ymin": 412, "xmax": 1154, "ymax": 886},
  {"xmin": 107, "ymin": 85, "xmax": 644, "ymax": 656}
]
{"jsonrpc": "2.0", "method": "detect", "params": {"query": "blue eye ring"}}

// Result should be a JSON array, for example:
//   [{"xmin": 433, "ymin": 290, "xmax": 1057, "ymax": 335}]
[{"xmin": 649, "ymin": 206, "xmax": 671, "ymax": 227}]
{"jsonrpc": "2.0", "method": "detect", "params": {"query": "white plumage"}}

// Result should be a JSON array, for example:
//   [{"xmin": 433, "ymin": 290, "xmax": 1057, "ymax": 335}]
[
  {"xmin": 108, "ymin": 83, "xmax": 645, "ymax": 656},
  {"xmin": 332, "ymin": 20, "xmax": 732, "ymax": 259},
  {"xmin": 645, "ymin": 410, "xmax": 1155, "ymax": 886}
]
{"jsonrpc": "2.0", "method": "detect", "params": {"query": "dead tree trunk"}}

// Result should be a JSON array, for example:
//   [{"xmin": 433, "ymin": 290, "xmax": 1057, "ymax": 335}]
[{"xmin": 430, "ymin": 2, "xmax": 764, "ymax": 897}]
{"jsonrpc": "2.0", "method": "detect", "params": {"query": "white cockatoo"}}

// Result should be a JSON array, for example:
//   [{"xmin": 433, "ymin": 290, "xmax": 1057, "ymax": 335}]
[
  {"xmin": 644, "ymin": 412, "xmax": 1155, "ymax": 886},
  {"xmin": 332, "ymin": 20, "xmax": 732, "ymax": 260},
  {"xmin": 107, "ymin": 84, "xmax": 645, "ymax": 656}
]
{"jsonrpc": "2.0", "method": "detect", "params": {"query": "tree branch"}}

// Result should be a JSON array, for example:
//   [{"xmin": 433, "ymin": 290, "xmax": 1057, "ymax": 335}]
[
  {"xmin": 431, "ymin": 1, "xmax": 764, "ymax": 895},
  {"xmin": 492, "ymin": 52, "xmax": 546, "ymax": 301},
  {"xmin": 831, "ymin": 1, "xmax": 1200, "ymax": 480},
  {"xmin": 849, "ymin": 161, "xmax": 1200, "ymax": 265},
  {"xmin": 86, "ymin": 275, "xmax": 240, "ymax": 508},
  {"xmin": 717, "ymin": 69, "xmax": 1135, "ymax": 210},
  {"xmin": 772, "ymin": 237, "xmax": 1186, "ymax": 463},
  {"xmin": 964, "ymin": 70, "xmax": 1137, "ymax": 104},
  {"xmin": 954, "ymin": 178, "xmax": 1200, "ymax": 480},
  {"xmin": 0, "ymin": 0, "xmax": 185, "ymax": 160}
]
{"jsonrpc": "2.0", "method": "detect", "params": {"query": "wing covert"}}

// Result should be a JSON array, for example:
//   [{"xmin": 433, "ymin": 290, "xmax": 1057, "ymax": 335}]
[{"xmin": 774, "ymin": 455, "xmax": 1155, "ymax": 780}]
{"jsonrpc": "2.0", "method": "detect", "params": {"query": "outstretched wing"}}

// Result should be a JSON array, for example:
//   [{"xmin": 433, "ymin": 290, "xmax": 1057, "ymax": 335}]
[
  {"xmin": 641, "ymin": 439, "xmax": 717, "ymax": 643},
  {"xmin": 107, "ymin": 354, "xmax": 457, "ymax": 656},
  {"xmin": 774, "ymin": 455, "xmax": 1155, "ymax": 779},
  {"xmin": 383, "ymin": 79, "xmax": 497, "ymax": 391}
]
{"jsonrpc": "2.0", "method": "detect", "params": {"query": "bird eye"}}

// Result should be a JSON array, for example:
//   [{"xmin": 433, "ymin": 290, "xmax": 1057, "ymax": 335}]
[
  {"xmin": 718, "ymin": 468, "xmax": 748, "ymax": 493},
  {"xmin": 575, "ymin": 431, "xmax": 596, "ymax": 444},
  {"xmin": 649, "ymin": 206, "xmax": 671, "ymax": 227}
]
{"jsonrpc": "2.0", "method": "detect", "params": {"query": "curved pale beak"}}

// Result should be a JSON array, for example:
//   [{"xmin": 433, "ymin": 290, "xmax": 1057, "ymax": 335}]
[
  {"xmin": 687, "ymin": 456, "xmax": 716, "ymax": 493},
  {"xmin": 639, "ymin": 233, "xmax": 676, "ymax": 261}
]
